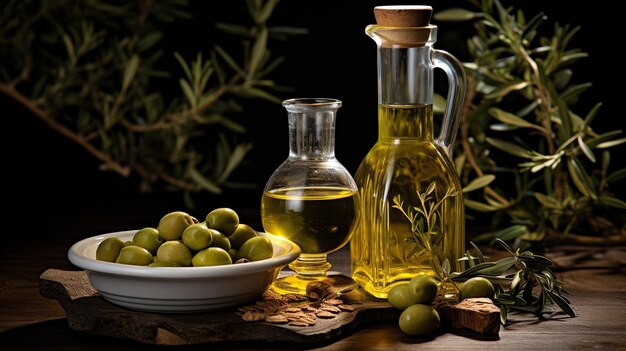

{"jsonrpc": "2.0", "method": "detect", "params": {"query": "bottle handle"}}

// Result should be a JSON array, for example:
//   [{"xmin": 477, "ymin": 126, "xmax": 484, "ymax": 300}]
[{"xmin": 433, "ymin": 50, "xmax": 467, "ymax": 157}]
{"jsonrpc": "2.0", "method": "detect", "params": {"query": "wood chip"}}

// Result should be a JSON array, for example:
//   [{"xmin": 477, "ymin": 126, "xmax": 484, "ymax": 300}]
[
  {"xmin": 262, "ymin": 289, "xmax": 283, "ymax": 300},
  {"xmin": 238, "ymin": 281, "xmax": 348, "ymax": 327},
  {"xmin": 242, "ymin": 310, "xmax": 266, "ymax": 322},
  {"xmin": 265, "ymin": 314, "xmax": 289, "ymax": 324},
  {"xmin": 256, "ymin": 299, "xmax": 288, "ymax": 314},
  {"xmin": 338, "ymin": 304, "xmax": 355, "ymax": 312},
  {"xmin": 283, "ymin": 293, "xmax": 307, "ymax": 302},
  {"xmin": 300, "ymin": 318, "xmax": 316, "ymax": 325},
  {"xmin": 320, "ymin": 305, "xmax": 342, "ymax": 314},
  {"xmin": 284, "ymin": 307, "xmax": 302, "ymax": 313},
  {"xmin": 301, "ymin": 306, "xmax": 320, "ymax": 314},
  {"xmin": 324, "ymin": 298, "xmax": 343, "ymax": 306},
  {"xmin": 306, "ymin": 281, "xmax": 333, "ymax": 300},
  {"xmin": 279, "ymin": 312, "xmax": 306, "ymax": 321},
  {"xmin": 316, "ymin": 311, "xmax": 336, "ymax": 319}
]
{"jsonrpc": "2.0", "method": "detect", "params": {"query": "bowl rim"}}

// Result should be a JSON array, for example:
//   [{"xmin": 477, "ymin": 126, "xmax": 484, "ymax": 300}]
[{"xmin": 68, "ymin": 230, "xmax": 300, "ymax": 279}]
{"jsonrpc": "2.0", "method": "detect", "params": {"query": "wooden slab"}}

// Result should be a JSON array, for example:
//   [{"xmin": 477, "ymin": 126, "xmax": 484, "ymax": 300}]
[
  {"xmin": 39, "ymin": 269, "xmax": 398, "ymax": 345},
  {"xmin": 39, "ymin": 269, "xmax": 499, "ymax": 345}
]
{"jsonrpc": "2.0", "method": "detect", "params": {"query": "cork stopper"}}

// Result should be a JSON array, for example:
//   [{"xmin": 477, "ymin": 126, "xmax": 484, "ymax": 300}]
[
  {"xmin": 374, "ymin": 5, "xmax": 433, "ymax": 27},
  {"xmin": 368, "ymin": 6, "xmax": 435, "ymax": 47}
]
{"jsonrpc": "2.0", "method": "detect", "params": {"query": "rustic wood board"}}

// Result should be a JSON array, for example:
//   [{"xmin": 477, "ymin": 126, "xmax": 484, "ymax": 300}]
[{"xmin": 39, "ymin": 269, "xmax": 399, "ymax": 345}]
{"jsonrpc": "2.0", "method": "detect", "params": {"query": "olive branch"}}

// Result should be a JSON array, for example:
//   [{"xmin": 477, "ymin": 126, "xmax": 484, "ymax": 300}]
[
  {"xmin": 0, "ymin": 0, "xmax": 305, "ymax": 203},
  {"xmin": 453, "ymin": 240, "xmax": 576, "ymax": 324},
  {"xmin": 435, "ymin": 0, "xmax": 626, "ymax": 246}
]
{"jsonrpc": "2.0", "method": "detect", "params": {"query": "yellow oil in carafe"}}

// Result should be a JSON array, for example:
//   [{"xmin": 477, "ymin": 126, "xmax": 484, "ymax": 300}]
[
  {"xmin": 261, "ymin": 186, "xmax": 358, "ymax": 255},
  {"xmin": 351, "ymin": 104, "xmax": 465, "ymax": 299}
]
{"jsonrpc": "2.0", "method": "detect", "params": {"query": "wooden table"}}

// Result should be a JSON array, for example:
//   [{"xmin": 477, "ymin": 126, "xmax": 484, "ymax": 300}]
[{"xmin": 2, "ymin": 216, "xmax": 626, "ymax": 350}]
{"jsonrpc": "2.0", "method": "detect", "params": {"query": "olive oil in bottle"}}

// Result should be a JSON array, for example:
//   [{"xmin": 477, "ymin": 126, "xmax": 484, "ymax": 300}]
[{"xmin": 352, "ymin": 104, "xmax": 464, "ymax": 299}]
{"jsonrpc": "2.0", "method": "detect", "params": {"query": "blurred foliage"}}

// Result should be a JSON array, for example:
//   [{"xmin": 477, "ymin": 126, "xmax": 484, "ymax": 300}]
[
  {"xmin": 435, "ymin": 0, "xmax": 626, "ymax": 247},
  {"xmin": 0, "ymin": 0, "xmax": 305, "ymax": 203}
]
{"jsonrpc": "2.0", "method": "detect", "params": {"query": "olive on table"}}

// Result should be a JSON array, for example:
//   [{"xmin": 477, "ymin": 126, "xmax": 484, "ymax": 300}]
[
  {"xmin": 398, "ymin": 304, "xmax": 441, "ymax": 336},
  {"xmin": 460, "ymin": 277, "xmax": 495, "ymax": 300},
  {"xmin": 408, "ymin": 275, "xmax": 439, "ymax": 304},
  {"xmin": 156, "ymin": 240, "xmax": 193, "ymax": 267},
  {"xmin": 157, "ymin": 211, "xmax": 197, "ymax": 241},
  {"xmin": 228, "ymin": 224, "xmax": 258, "ymax": 249},
  {"xmin": 206, "ymin": 208, "xmax": 239, "ymax": 236},
  {"xmin": 96, "ymin": 237, "xmax": 126, "ymax": 262},
  {"xmin": 132, "ymin": 227, "xmax": 163, "ymax": 254},
  {"xmin": 115, "ymin": 246, "xmax": 153, "ymax": 266},
  {"xmin": 237, "ymin": 236, "xmax": 273, "ymax": 262},
  {"xmin": 181, "ymin": 223, "xmax": 213, "ymax": 251},
  {"xmin": 192, "ymin": 247, "xmax": 233, "ymax": 267},
  {"xmin": 387, "ymin": 284, "xmax": 418, "ymax": 310}
]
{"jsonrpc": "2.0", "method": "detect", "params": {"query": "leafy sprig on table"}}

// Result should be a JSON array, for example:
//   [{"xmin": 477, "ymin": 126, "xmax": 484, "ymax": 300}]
[
  {"xmin": 454, "ymin": 239, "xmax": 575, "ymax": 324},
  {"xmin": 394, "ymin": 188, "xmax": 575, "ymax": 323}
]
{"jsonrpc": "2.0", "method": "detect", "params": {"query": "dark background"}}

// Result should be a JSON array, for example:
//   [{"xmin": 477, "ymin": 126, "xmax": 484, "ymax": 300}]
[{"xmin": 3, "ymin": 0, "xmax": 624, "ymax": 242}]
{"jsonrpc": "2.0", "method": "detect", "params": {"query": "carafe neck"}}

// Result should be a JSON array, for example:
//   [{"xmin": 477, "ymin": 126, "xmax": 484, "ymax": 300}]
[{"xmin": 284, "ymin": 99, "xmax": 340, "ymax": 160}]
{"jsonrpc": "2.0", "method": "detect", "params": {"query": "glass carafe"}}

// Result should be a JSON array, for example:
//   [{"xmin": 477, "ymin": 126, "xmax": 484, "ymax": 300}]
[
  {"xmin": 351, "ymin": 6, "xmax": 467, "ymax": 299},
  {"xmin": 262, "ymin": 98, "xmax": 359, "ymax": 295}
]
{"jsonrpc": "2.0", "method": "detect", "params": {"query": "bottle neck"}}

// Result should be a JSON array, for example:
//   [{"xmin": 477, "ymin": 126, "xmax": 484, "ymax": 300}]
[
  {"xmin": 377, "ymin": 45, "xmax": 434, "ymax": 106},
  {"xmin": 374, "ymin": 40, "xmax": 435, "ymax": 141},
  {"xmin": 288, "ymin": 109, "xmax": 337, "ymax": 159},
  {"xmin": 378, "ymin": 104, "xmax": 434, "ymax": 140}
]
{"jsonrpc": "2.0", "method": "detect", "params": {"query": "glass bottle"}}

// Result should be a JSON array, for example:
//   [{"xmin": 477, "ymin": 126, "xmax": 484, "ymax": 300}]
[
  {"xmin": 261, "ymin": 98, "xmax": 359, "ymax": 295},
  {"xmin": 351, "ymin": 6, "xmax": 467, "ymax": 299}
]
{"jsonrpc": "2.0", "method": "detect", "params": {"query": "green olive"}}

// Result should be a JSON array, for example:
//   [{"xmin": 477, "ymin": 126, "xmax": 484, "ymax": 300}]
[
  {"xmin": 398, "ymin": 304, "xmax": 441, "ymax": 336},
  {"xmin": 205, "ymin": 208, "xmax": 239, "ymax": 236},
  {"xmin": 115, "ymin": 246, "xmax": 153, "ymax": 266},
  {"xmin": 228, "ymin": 224, "xmax": 258, "ymax": 249},
  {"xmin": 156, "ymin": 240, "xmax": 193, "ymax": 267},
  {"xmin": 148, "ymin": 261, "xmax": 182, "ymax": 267},
  {"xmin": 192, "ymin": 247, "xmax": 233, "ymax": 267},
  {"xmin": 209, "ymin": 229, "xmax": 231, "ymax": 251},
  {"xmin": 132, "ymin": 227, "xmax": 163, "ymax": 254},
  {"xmin": 181, "ymin": 223, "xmax": 213, "ymax": 251},
  {"xmin": 124, "ymin": 240, "xmax": 135, "ymax": 247},
  {"xmin": 460, "ymin": 277, "xmax": 495, "ymax": 300},
  {"xmin": 387, "ymin": 284, "xmax": 418, "ymax": 310},
  {"xmin": 237, "ymin": 236, "xmax": 273, "ymax": 262},
  {"xmin": 228, "ymin": 248, "xmax": 238, "ymax": 261},
  {"xmin": 408, "ymin": 275, "xmax": 439, "ymax": 305},
  {"xmin": 157, "ymin": 211, "xmax": 196, "ymax": 241},
  {"xmin": 96, "ymin": 237, "xmax": 126, "ymax": 262}
]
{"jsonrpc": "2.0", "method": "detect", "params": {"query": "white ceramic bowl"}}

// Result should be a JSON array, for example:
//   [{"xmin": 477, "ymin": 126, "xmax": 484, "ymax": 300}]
[{"xmin": 68, "ymin": 230, "xmax": 300, "ymax": 313}]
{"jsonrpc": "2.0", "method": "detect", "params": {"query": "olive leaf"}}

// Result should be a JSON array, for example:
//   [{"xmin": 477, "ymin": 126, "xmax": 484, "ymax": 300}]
[
  {"xmin": 462, "ymin": 174, "xmax": 495, "ymax": 193},
  {"xmin": 433, "ymin": 8, "xmax": 480, "ymax": 22}
]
